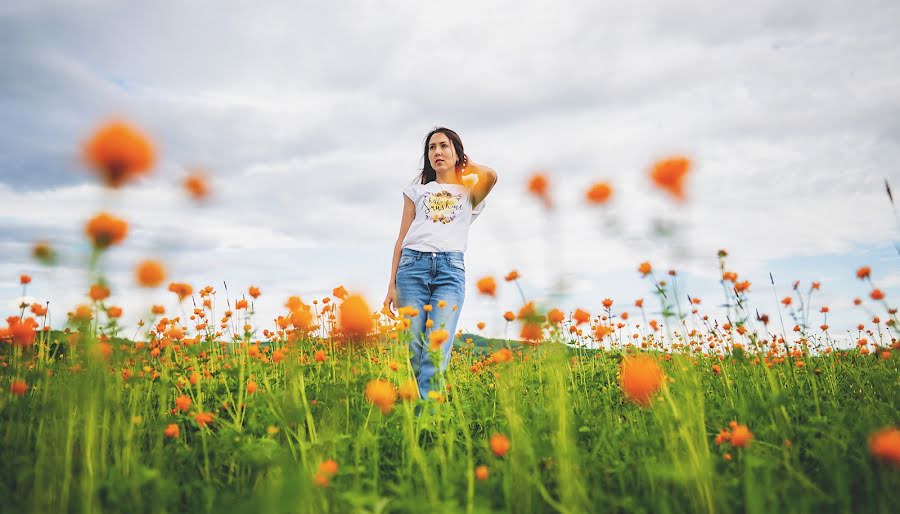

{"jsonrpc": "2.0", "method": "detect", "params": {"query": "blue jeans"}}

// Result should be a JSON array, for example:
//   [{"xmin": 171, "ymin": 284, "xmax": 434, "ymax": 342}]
[{"xmin": 395, "ymin": 248, "xmax": 466, "ymax": 400}]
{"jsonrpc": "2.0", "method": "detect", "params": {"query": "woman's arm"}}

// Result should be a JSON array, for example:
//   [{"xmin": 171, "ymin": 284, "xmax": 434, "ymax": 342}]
[
  {"xmin": 464, "ymin": 161, "xmax": 498, "ymax": 208},
  {"xmin": 384, "ymin": 196, "xmax": 416, "ymax": 315}
]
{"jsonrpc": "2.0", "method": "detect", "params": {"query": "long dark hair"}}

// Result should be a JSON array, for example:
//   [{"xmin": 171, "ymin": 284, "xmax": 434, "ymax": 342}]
[{"xmin": 415, "ymin": 127, "xmax": 467, "ymax": 185}]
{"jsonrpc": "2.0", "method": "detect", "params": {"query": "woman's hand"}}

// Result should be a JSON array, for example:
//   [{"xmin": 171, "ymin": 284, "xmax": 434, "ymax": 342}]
[
  {"xmin": 461, "ymin": 158, "xmax": 485, "ymax": 189},
  {"xmin": 382, "ymin": 285, "xmax": 398, "ymax": 318}
]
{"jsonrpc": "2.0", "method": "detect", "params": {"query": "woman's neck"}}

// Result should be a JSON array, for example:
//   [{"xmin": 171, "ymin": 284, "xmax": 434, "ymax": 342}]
[{"xmin": 434, "ymin": 170, "xmax": 460, "ymax": 185}]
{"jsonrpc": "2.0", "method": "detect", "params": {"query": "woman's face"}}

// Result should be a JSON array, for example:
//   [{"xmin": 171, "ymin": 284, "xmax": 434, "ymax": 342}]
[{"xmin": 428, "ymin": 132, "xmax": 458, "ymax": 173}]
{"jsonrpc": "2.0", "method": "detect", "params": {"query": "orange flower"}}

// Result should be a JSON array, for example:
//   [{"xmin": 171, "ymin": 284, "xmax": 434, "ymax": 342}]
[
  {"xmin": 168, "ymin": 282, "xmax": 194, "ymax": 301},
  {"xmin": 340, "ymin": 294, "xmax": 373, "ymax": 340},
  {"xmin": 572, "ymin": 309, "xmax": 591, "ymax": 326},
  {"xmin": 491, "ymin": 348, "xmax": 513, "ymax": 363},
  {"xmin": 89, "ymin": 283, "xmax": 111, "ymax": 301},
  {"xmin": 856, "ymin": 266, "xmax": 871, "ymax": 280},
  {"xmin": 20, "ymin": 274, "xmax": 31, "ymax": 285},
  {"xmin": 503, "ymin": 311, "xmax": 515, "ymax": 322},
  {"xmin": 85, "ymin": 212, "xmax": 128, "ymax": 249},
  {"xmin": 315, "ymin": 350, "xmax": 327, "ymax": 362},
  {"xmin": 527, "ymin": 173, "xmax": 548, "ymax": 196},
  {"xmin": 602, "ymin": 298, "xmax": 613, "ymax": 309},
  {"xmin": 734, "ymin": 281, "xmax": 750, "ymax": 294},
  {"xmin": 235, "ymin": 299, "xmax": 248, "ymax": 310},
  {"xmin": 593, "ymin": 324, "xmax": 613, "ymax": 342},
  {"xmin": 30, "ymin": 303, "xmax": 47, "ymax": 317},
  {"xmin": 83, "ymin": 120, "xmax": 155, "ymax": 188},
  {"xmin": 151, "ymin": 305, "xmax": 165, "ymax": 315},
  {"xmin": 547, "ymin": 308, "xmax": 565, "ymax": 324},
  {"xmin": 32, "ymin": 241, "xmax": 57, "ymax": 265},
  {"xmin": 475, "ymin": 465, "xmax": 489, "ymax": 481},
  {"xmin": 163, "ymin": 423, "xmax": 180, "ymax": 438},
  {"xmin": 586, "ymin": 181, "xmax": 613, "ymax": 204},
  {"xmin": 504, "ymin": 270, "xmax": 520, "ymax": 282},
  {"xmin": 398, "ymin": 379, "xmax": 419, "ymax": 401},
  {"xmin": 649, "ymin": 156, "xmax": 691, "ymax": 201},
  {"xmin": 10, "ymin": 379, "xmax": 28, "ymax": 396},
  {"xmin": 312, "ymin": 473, "xmax": 330, "ymax": 488},
  {"xmin": 781, "ymin": 296, "xmax": 792, "ymax": 306},
  {"xmin": 6, "ymin": 316, "xmax": 38, "ymax": 347},
  {"xmin": 183, "ymin": 170, "xmax": 210, "ymax": 200},
  {"xmin": 869, "ymin": 427, "xmax": 900, "ymax": 467},
  {"xmin": 106, "ymin": 306, "xmax": 123, "ymax": 318},
  {"xmin": 638, "ymin": 262, "xmax": 652, "ymax": 276},
  {"xmin": 247, "ymin": 380, "xmax": 259, "ymax": 394},
  {"xmin": 476, "ymin": 276, "xmax": 497, "ymax": 296},
  {"xmin": 520, "ymin": 321, "xmax": 543, "ymax": 343},
  {"xmin": 332, "ymin": 285, "xmax": 349, "ymax": 300},
  {"xmin": 319, "ymin": 459, "xmax": 339, "ymax": 476},
  {"xmin": 476, "ymin": 322, "xmax": 486, "ymax": 330},
  {"xmin": 620, "ymin": 354, "xmax": 664, "ymax": 406},
  {"xmin": 71, "ymin": 304, "xmax": 93, "ymax": 322},
  {"xmin": 729, "ymin": 423, "xmax": 754, "ymax": 448},
  {"xmin": 365, "ymin": 379, "xmax": 397, "ymax": 414},
  {"xmin": 490, "ymin": 433, "xmax": 510, "ymax": 457},
  {"xmin": 429, "ymin": 329, "xmax": 450, "ymax": 351},
  {"xmin": 194, "ymin": 411, "xmax": 214, "ymax": 427},
  {"xmin": 135, "ymin": 260, "xmax": 166, "ymax": 287},
  {"xmin": 870, "ymin": 289, "xmax": 885, "ymax": 301},
  {"xmin": 248, "ymin": 286, "xmax": 261, "ymax": 299},
  {"xmin": 175, "ymin": 395, "xmax": 192, "ymax": 412}
]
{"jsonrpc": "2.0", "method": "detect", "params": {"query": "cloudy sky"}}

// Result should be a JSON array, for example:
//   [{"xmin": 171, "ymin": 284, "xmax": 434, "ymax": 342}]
[{"xmin": 1, "ymin": 0, "xmax": 898, "ymax": 344}]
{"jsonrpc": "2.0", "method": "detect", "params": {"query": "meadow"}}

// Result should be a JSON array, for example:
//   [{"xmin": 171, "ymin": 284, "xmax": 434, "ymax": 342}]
[{"xmin": 1, "ymin": 121, "xmax": 898, "ymax": 513}]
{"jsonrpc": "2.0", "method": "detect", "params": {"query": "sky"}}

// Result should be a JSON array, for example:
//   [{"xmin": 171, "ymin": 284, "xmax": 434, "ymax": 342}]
[{"xmin": 1, "ymin": 0, "xmax": 899, "ymax": 345}]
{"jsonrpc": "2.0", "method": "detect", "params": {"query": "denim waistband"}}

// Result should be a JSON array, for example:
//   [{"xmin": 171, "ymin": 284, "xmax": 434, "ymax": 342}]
[{"xmin": 401, "ymin": 248, "xmax": 464, "ymax": 259}]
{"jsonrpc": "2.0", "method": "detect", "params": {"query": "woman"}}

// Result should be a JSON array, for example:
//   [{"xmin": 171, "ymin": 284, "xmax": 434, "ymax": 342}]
[{"xmin": 383, "ymin": 127, "xmax": 498, "ymax": 400}]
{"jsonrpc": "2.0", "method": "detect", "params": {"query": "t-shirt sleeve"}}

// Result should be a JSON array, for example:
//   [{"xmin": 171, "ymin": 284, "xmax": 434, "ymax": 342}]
[
  {"xmin": 402, "ymin": 184, "xmax": 417, "ymax": 204},
  {"xmin": 471, "ymin": 197, "xmax": 486, "ymax": 222}
]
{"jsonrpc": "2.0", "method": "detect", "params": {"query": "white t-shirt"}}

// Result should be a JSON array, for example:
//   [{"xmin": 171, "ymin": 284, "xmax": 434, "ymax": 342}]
[{"xmin": 401, "ymin": 180, "xmax": 486, "ymax": 252}]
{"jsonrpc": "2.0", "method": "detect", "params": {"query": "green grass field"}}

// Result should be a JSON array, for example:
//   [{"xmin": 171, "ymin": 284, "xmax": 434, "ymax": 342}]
[{"xmin": 2, "ymin": 320, "xmax": 898, "ymax": 513}]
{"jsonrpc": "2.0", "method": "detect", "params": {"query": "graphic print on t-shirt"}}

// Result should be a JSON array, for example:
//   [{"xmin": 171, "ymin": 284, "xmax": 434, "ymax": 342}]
[{"xmin": 423, "ymin": 190, "xmax": 463, "ymax": 224}]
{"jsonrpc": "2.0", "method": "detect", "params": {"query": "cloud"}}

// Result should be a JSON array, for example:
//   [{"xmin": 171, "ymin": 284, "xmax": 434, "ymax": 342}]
[{"xmin": 1, "ymin": 0, "xmax": 899, "ymax": 341}]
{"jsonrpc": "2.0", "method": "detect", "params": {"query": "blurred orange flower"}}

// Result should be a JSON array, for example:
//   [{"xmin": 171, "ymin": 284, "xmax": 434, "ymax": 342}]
[
  {"xmin": 869, "ymin": 427, "xmax": 900, "ymax": 467},
  {"xmin": 573, "ymin": 308, "xmax": 591, "ymax": 326},
  {"xmin": 168, "ymin": 282, "xmax": 194, "ymax": 301},
  {"xmin": 83, "ymin": 120, "xmax": 155, "ymax": 188},
  {"xmin": 6, "ymin": 316, "xmax": 38, "ymax": 347},
  {"xmin": 620, "ymin": 354, "xmax": 664, "ymax": 406},
  {"xmin": 365, "ymin": 379, "xmax": 397, "ymax": 414},
  {"xmin": 649, "ymin": 156, "xmax": 691, "ymax": 201},
  {"xmin": 429, "ymin": 329, "xmax": 450, "ymax": 351},
  {"xmin": 164, "ymin": 424, "xmax": 180, "ymax": 438},
  {"xmin": 638, "ymin": 262, "xmax": 652, "ymax": 276},
  {"xmin": 194, "ymin": 412, "xmax": 214, "ymax": 427},
  {"xmin": 175, "ymin": 395, "xmax": 192, "ymax": 412},
  {"xmin": 183, "ymin": 170, "xmax": 210, "ymax": 200},
  {"xmin": 85, "ymin": 212, "xmax": 128, "ymax": 249},
  {"xmin": 504, "ymin": 270, "xmax": 520, "ymax": 282},
  {"xmin": 527, "ymin": 173, "xmax": 552, "ymax": 209},
  {"xmin": 332, "ymin": 286, "xmax": 349, "ymax": 300},
  {"xmin": 490, "ymin": 433, "xmax": 510, "ymax": 457},
  {"xmin": 340, "ymin": 294, "xmax": 373, "ymax": 340},
  {"xmin": 729, "ymin": 423, "xmax": 754, "ymax": 448},
  {"xmin": 477, "ymin": 276, "xmax": 497, "ymax": 296},
  {"xmin": 10, "ymin": 380, "xmax": 28, "ymax": 396},
  {"xmin": 136, "ymin": 259, "xmax": 166, "ymax": 288},
  {"xmin": 586, "ymin": 181, "xmax": 613, "ymax": 204}
]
